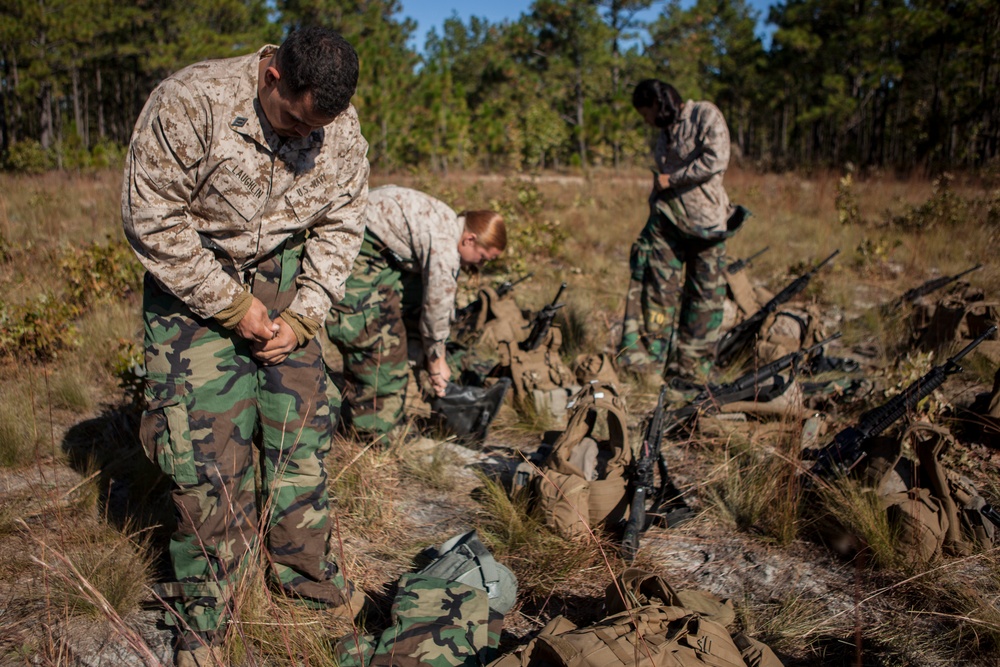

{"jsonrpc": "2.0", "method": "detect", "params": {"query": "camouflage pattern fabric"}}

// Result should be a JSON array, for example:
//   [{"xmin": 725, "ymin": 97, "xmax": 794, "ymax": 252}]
[
  {"xmin": 326, "ymin": 231, "xmax": 413, "ymax": 438},
  {"xmin": 122, "ymin": 45, "xmax": 369, "ymax": 325},
  {"xmin": 141, "ymin": 239, "xmax": 353, "ymax": 637},
  {"xmin": 363, "ymin": 185, "xmax": 465, "ymax": 360},
  {"xmin": 652, "ymin": 100, "xmax": 732, "ymax": 235},
  {"xmin": 336, "ymin": 573, "xmax": 501, "ymax": 667},
  {"xmin": 617, "ymin": 211, "xmax": 727, "ymax": 377}
]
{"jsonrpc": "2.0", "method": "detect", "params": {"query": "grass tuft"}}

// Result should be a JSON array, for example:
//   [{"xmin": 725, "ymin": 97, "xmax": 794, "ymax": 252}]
[
  {"xmin": 399, "ymin": 441, "xmax": 463, "ymax": 491},
  {"xmin": 327, "ymin": 435, "xmax": 399, "ymax": 539},
  {"xmin": 474, "ymin": 472, "xmax": 609, "ymax": 598},
  {"xmin": 808, "ymin": 474, "xmax": 906, "ymax": 570},
  {"xmin": 702, "ymin": 429, "xmax": 803, "ymax": 545},
  {"xmin": 49, "ymin": 365, "xmax": 93, "ymax": 411},
  {"xmin": 0, "ymin": 385, "xmax": 39, "ymax": 467},
  {"xmin": 38, "ymin": 522, "xmax": 153, "ymax": 619}
]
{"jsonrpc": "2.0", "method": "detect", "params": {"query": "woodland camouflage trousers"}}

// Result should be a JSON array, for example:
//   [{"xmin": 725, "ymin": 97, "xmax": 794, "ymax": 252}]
[
  {"xmin": 140, "ymin": 238, "xmax": 352, "ymax": 639},
  {"xmin": 617, "ymin": 212, "xmax": 728, "ymax": 377},
  {"xmin": 326, "ymin": 231, "xmax": 419, "ymax": 440}
]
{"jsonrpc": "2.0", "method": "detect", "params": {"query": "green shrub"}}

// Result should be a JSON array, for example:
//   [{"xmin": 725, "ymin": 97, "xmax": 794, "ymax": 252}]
[
  {"xmin": 112, "ymin": 339, "xmax": 147, "ymax": 412},
  {"xmin": 3, "ymin": 140, "xmax": 52, "ymax": 174},
  {"xmin": 489, "ymin": 178, "xmax": 567, "ymax": 274},
  {"xmin": 60, "ymin": 239, "xmax": 143, "ymax": 307},
  {"xmin": 0, "ymin": 294, "xmax": 80, "ymax": 361},
  {"xmin": 889, "ymin": 174, "xmax": 992, "ymax": 231}
]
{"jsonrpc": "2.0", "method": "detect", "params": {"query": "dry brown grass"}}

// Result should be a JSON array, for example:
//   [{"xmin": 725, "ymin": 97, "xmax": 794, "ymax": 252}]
[
  {"xmin": 1, "ymin": 166, "xmax": 998, "ymax": 665},
  {"xmin": 701, "ymin": 425, "xmax": 804, "ymax": 545}
]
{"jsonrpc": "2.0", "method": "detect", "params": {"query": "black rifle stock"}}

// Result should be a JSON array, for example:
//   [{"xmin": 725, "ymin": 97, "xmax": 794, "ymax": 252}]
[
  {"xmin": 622, "ymin": 385, "xmax": 668, "ymax": 562},
  {"xmin": 519, "ymin": 282, "xmax": 567, "ymax": 352},
  {"xmin": 809, "ymin": 325, "xmax": 997, "ymax": 480},
  {"xmin": 663, "ymin": 333, "xmax": 842, "ymax": 437},
  {"xmin": 894, "ymin": 264, "xmax": 982, "ymax": 307},
  {"xmin": 981, "ymin": 504, "xmax": 1000, "ymax": 529},
  {"xmin": 726, "ymin": 246, "xmax": 770, "ymax": 275},
  {"xmin": 715, "ymin": 249, "xmax": 840, "ymax": 368}
]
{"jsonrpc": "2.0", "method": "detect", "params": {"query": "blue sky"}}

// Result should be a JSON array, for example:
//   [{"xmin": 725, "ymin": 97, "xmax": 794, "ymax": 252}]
[{"xmin": 397, "ymin": 0, "xmax": 776, "ymax": 50}]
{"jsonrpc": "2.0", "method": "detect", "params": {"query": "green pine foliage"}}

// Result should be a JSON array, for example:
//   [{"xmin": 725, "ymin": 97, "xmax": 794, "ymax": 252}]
[{"xmin": 4, "ymin": 0, "xmax": 995, "ymax": 173}]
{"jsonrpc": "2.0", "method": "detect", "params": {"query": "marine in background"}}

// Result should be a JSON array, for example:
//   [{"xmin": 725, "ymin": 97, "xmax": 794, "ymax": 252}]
[
  {"xmin": 618, "ymin": 79, "xmax": 744, "ymax": 383},
  {"xmin": 326, "ymin": 185, "xmax": 506, "ymax": 441}
]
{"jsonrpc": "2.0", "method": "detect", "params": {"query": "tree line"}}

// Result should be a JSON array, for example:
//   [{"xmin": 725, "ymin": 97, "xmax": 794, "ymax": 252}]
[{"xmin": 1, "ymin": 0, "xmax": 997, "ymax": 174}]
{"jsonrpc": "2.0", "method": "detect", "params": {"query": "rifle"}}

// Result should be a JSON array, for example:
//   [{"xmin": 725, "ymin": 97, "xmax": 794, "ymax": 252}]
[
  {"xmin": 809, "ymin": 325, "xmax": 997, "ymax": 480},
  {"xmin": 621, "ymin": 385, "xmax": 691, "ymax": 562},
  {"xmin": 663, "ymin": 333, "xmax": 842, "ymax": 437},
  {"xmin": 454, "ymin": 272, "xmax": 533, "ymax": 322},
  {"xmin": 893, "ymin": 264, "xmax": 982, "ymax": 307},
  {"xmin": 981, "ymin": 504, "xmax": 1000, "ymax": 529},
  {"xmin": 519, "ymin": 282, "xmax": 567, "ymax": 352},
  {"xmin": 726, "ymin": 246, "xmax": 770, "ymax": 275},
  {"xmin": 715, "ymin": 249, "xmax": 840, "ymax": 368}
]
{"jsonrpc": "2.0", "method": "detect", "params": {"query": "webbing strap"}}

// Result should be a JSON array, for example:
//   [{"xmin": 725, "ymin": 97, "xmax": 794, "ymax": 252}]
[{"xmin": 595, "ymin": 626, "xmax": 635, "ymax": 664}]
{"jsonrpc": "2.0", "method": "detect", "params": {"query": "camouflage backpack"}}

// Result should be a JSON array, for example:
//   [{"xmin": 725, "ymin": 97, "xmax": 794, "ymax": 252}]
[
  {"xmin": 418, "ymin": 530, "xmax": 518, "ymax": 615},
  {"xmin": 335, "ymin": 531, "xmax": 513, "ymax": 667},
  {"xmin": 527, "ymin": 382, "xmax": 633, "ymax": 540}
]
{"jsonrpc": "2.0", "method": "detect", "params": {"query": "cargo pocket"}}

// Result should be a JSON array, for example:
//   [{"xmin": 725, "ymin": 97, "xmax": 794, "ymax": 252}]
[
  {"xmin": 628, "ymin": 239, "xmax": 649, "ymax": 282},
  {"xmin": 139, "ymin": 393, "xmax": 198, "ymax": 486}
]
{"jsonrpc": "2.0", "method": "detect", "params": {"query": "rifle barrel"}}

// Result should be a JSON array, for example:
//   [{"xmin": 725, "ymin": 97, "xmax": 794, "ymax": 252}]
[
  {"xmin": 727, "ymin": 246, "xmax": 770, "ymax": 273},
  {"xmin": 982, "ymin": 504, "xmax": 1000, "ymax": 529},
  {"xmin": 899, "ymin": 264, "xmax": 982, "ymax": 304},
  {"xmin": 551, "ymin": 282, "xmax": 567, "ymax": 305},
  {"xmin": 947, "ymin": 324, "xmax": 997, "ymax": 367}
]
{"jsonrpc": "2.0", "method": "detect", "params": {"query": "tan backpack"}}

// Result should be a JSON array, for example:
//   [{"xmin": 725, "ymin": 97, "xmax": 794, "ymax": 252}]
[
  {"xmin": 907, "ymin": 423, "xmax": 997, "ymax": 553},
  {"xmin": 722, "ymin": 268, "xmax": 824, "ymax": 364},
  {"xmin": 910, "ymin": 283, "xmax": 1000, "ymax": 361},
  {"xmin": 489, "ymin": 568, "xmax": 783, "ymax": 667},
  {"xmin": 495, "ymin": 328, "xmax": 580, "ymax": 425},
  {"xmin": 530, "ymin": 382, "xmax": 632, "ymax": 540},
  {"xmin": 755, "ymin": 304, "xmax": 824, "ymax": 363},
  {"xmin": 822, "ymin": 424, "xmax": 995, "ymax": 562},
  {"xmin": 573, "ymin": 353, "xmax": 621, "ymax": 388},
  {"xmin": 454, "ymin": 285, "xmax": 532, "ymax": 350}
]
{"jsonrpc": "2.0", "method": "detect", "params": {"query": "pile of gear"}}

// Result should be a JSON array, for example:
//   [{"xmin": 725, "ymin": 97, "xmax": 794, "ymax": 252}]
[
  {"xmin": 424, "ymin": 277, "xmax": 621, "ymax": 439},
  {"xmin": 335, "ymin": 531, "xmax": 783, "ymax": 667}
]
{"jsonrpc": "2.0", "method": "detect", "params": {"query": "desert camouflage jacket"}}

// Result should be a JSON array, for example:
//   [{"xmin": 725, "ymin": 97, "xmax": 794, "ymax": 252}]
[
  {"xmin": 365, "ymin": 185, "xmax": 463, "ymax": 359},
  {"xmin": 653, "ymin": 100, "xmax": 732, "ymax": 233},
  {"xmin": 122, "ymin": 45, "xmax": 370, "ymax": 324}
]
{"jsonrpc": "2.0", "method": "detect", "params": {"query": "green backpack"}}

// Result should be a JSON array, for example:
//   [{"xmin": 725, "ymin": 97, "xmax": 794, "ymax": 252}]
[
  {"xmin": 335, "ymin": 531, "xmax": 515, "ymax": 667},
  {"xmin": 418, "ymin": 531, "xmax": 518, "ymax": 615}
]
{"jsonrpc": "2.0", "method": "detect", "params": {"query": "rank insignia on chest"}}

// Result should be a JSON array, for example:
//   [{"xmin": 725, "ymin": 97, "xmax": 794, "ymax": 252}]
[{"xmin": 231, "ymin": 117, "xmax": 249, "ymax": 128}]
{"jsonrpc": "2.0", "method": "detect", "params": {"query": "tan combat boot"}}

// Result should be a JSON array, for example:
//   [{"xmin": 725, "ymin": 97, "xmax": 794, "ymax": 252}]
[
  {"xmin": 328, "ymin": 586, "xmax": 371, "ymax": 622},
  {"xmin": 174, "ymin": 644, "xmax": 223, "ymax": 667}
]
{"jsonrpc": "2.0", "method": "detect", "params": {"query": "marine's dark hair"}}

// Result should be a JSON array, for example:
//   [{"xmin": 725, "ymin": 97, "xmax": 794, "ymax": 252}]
[
  {"xmin": 632, "ymin": 79, "xmax": 683, "ymax": 128},
  {"xmin": 274, "ymin": 26, "xmax": 359, "ymax": 118}
]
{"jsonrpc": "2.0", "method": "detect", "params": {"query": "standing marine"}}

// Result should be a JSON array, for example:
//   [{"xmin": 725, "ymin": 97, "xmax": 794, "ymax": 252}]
[
  {"xmin": 326, "ymin": 185, "xmax": 506, "ymax": 442},
  {"xmin": 617, "ymin": 78, "xmax": 746, "ymax": 382},
  {"xmin": 122, "ymin": 26, "xmax": 369, "ymax": 667}
]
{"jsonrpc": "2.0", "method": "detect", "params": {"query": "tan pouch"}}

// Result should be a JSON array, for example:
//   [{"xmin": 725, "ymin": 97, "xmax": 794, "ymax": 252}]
[{"xmin": 882, "ymin": 487, "xmax": 949, "ymax": 562}]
